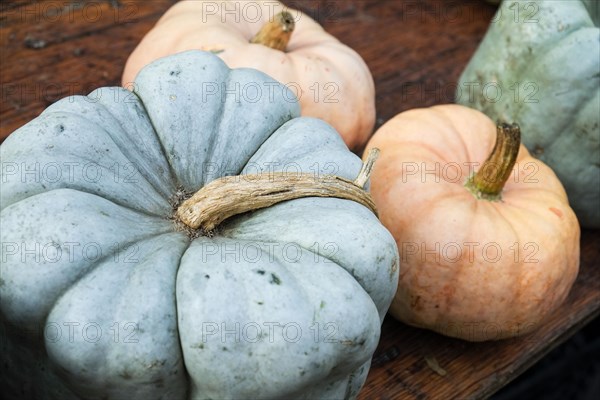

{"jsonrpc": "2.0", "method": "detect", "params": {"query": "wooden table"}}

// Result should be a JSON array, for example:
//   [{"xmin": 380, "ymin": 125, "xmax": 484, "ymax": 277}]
[{"xmin": 1, "ymin": 1, "xmax": 598, "ymax": 398}]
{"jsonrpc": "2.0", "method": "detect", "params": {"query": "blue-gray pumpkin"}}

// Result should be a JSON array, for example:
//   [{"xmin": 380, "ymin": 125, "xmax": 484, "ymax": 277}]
[
  {"xmin": 457, "ymin": 0, "xmax": 599, "ymax": 227},
  {"xmin": 0, "ymin": 51, "xmax": 399, "ymax": 399}
]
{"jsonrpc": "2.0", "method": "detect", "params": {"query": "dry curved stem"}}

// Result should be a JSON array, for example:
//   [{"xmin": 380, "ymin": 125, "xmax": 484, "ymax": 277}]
[
  {"xmin": 466, "ymin": 123, "xmax": 521, "ymax": 201},
  {"xmin": 355, "ymin": 148, "xmax": 379, "ymax": 187},
  {"xmin": 176, "ymin": 149, "xmax": 380, "ymax": 232},
  {"xmin": 250, "ymin": 11, "xmax": 295, "ymax": 51}
]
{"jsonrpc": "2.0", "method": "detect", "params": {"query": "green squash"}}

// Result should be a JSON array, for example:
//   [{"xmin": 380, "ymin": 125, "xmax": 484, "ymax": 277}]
[
  {"xmin": 0, "ymin": 51, "xmax": 399, "ymax": 399},
  {"xmin": 457, "ymin": 0, "xmax": 599, "ymax": 227}
]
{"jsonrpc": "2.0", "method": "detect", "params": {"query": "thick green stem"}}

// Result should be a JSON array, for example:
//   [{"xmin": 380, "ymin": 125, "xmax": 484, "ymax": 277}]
[
  {"xmin": 250, "ymin": 11, "xmax": 295, "ymax": 51},
  {"xmin": 465, "ymin": 123, "xmax": 521, "ymax": 201}
]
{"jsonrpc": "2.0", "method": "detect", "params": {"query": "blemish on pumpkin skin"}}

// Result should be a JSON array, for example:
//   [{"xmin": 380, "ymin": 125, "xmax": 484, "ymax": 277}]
[
  {"xmin": 119, "ymin": 370, "xmax": 133, "ymax": 380},
  {"xmin": 549, "ymin": 207, "xmax": 563, "ymax": 218},
  {"xmin": 270, "ymin": 273, "xmax": 282, "ymax": 285},
  {"xmin": 390, "ymin": 260, "xmax": 398, "ymax": 280},
  {"xmin": 410, "ymin": 295, "xmax": 422, "ymax": 310}
]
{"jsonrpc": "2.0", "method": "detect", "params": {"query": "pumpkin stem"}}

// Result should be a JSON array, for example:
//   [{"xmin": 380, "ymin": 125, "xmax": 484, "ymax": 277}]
[
  {"xmin": 465, "ymin": 123, "xmax": 521, "ymax": 201},
  {"xmin": 175, "ymin": 149, "xmax": 379, "ymax": 233},
  {"xmin": 354, "ymin": 148, "xmax": 379, "ymax": 187},
  {"xmin": 250, "ymin": 11, "xmax": 295, "ymax": 51}
]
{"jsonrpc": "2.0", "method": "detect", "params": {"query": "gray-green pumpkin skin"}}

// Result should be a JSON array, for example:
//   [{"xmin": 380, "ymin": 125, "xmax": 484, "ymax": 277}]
[
  {"xmin": 0, "ymin": 51, "xmax": 399, "ymax": 399},
  {"xmin": 457, "ymin": 0, "xmax": 599, "ymax": 227}
]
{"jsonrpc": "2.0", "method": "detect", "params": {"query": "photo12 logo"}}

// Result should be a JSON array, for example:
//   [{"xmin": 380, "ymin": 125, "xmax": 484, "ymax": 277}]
[
  {"xmin": 1, "ymin": 161, "xmax": 140, "ymax": 185},
  {"xmin": 490, "ymin": 2, "xmax": 540, "ymax": 24},
  {"xmin": 1, "ymin": 321, "xmax": 139, "ymax": 345},
  {"xmin": 399, "ymin": 161, "xmax": 539, "ymax": 184},
  {"xmin": 401, "ymin": 241, "xmax": 540, "ymax": 264},
  {"xmin": 199, "ymin": 321, "xmax": 339, "ymax": 345},
  {"xmin": 399, "ymin": 81, "xmax": 539, "ymax": 104},
  {"xmin": 195, "ymin": 241, "xmax": 339, "ymax": 264},
  {"xmin": 1, "ymin": 241, "xmax": 139, "ymax": 264},
  {"xmin": 190, "ymin": 81, "xmax": 339, "ymax": 104},
  {"xmin": 2, "ymin": 2, "xmax": 139, "ymax": 24},
  {"xmin": 200, "ymin": 1, "xmax": 302, "ymax": 23}
]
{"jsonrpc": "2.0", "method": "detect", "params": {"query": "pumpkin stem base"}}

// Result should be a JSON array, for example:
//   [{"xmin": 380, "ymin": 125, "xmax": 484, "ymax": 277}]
[
  {"xmin": 250, "ymin": 11, "xmax": 295, "ymax": 51},
  {"xmin": 169, "ymin": 186, "xmax": 206, "ymax": 239}
]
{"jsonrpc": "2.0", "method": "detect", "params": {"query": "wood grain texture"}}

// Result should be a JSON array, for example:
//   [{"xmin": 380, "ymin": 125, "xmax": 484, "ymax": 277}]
[
  {"xmin": 1, "ymin": 0, "xmax": 176, "ymax": 138},
  {"xmin": 1, "ymin": 1, "xmax": 598, "ymax": 399}
]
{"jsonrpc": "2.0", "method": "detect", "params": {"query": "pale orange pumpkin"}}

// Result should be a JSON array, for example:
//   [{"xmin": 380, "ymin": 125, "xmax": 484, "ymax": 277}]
[
  {"xmin": 122, "ymin": 0, "xmax": 375, "ymax": 151},
  {"xmin": 364, "ymin": 104, "xmax": 580, "ymax": 341}
]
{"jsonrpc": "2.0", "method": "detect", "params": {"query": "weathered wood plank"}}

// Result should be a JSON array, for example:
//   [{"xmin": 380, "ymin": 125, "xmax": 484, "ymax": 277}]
[{"xmin": 1, "ymin": 0, "xmax": 176, "ymax": 137}]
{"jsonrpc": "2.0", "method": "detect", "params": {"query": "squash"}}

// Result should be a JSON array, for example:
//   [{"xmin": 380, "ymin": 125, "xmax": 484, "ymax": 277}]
[
  {"xmin": 122, "ymin": 0, "xmax": 375, "ymax": 152},
  {"xmin": 363, "ymin": 104, "xmax": 580, "ymax": 341},
  {"xmin": 0, "ymin": 50, "xmax": 399, "ymax": 399},
  {"xmin": 457, "ymin": 0, "xmax": 600, "ymax": 227}
]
